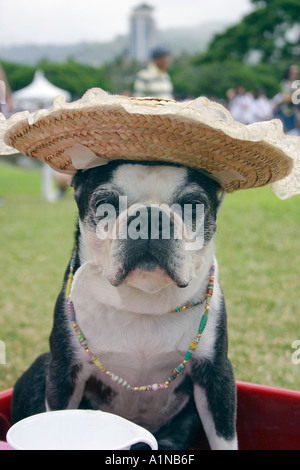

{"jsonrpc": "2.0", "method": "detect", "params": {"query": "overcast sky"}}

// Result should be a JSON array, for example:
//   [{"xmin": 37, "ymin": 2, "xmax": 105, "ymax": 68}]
[{"xmin": 0, "ymin": 0, "xmax": 253, "ymax": 47}]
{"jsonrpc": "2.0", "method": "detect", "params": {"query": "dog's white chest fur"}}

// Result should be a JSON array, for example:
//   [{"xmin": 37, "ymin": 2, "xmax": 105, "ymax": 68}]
[
  {"xmin": 69, "ymin": 261, "xmax": 220, "ymax": 421},
  {"xmin": 68, "ymin": 261, "xmax": 220, "ymax": 428}
]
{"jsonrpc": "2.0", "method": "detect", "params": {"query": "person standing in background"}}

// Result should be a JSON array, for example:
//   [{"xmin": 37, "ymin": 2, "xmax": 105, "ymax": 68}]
[
  {"xmin": 253, "ymin": 88, "xmax": 274, "ymax": 122},
  {"xmin": 133, "ymin": 46, "xmax": 174, "ymax": 100},
  {"xmin": 229, "ymin": 85, "xmax": 256, "ymax": 125},
  {"xmin": 274, "ymin": 65, "xmax": 299, "ymax": 132},
  {"xmin": 0, "ymin": 65, "xmax": 13, "ymax": 116}
]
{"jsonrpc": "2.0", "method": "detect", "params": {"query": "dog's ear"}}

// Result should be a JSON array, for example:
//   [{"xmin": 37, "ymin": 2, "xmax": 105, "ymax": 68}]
[
  {"xmin": 71, "ymin": 170, "xmax": 84, "ymax": 200},
  {"xmin": 71, "ymin": 170, "xmax": 83, "ymax": 188}
]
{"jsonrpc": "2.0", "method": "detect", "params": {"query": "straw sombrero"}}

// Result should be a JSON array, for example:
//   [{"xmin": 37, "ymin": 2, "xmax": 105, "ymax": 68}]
[{"xmin": 1, "ymin": 88, "xmax": 299, "ymax": 197}]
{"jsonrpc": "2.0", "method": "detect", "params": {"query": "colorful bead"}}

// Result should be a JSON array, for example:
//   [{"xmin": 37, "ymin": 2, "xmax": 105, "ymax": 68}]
[
  {"xmin": 199, "ymin": 314, "xmax": 208, "ymax": 334},
  {"xmin": 92, "ymin": 357, "xmax": 106, "ymax": 372},
  {"xmin": 66, "ymin": 245, "xmax": 215, "ymax": 393},
  {"xmin": 168, "ymin": 296, "xmax": 206, "ymax": 314},
  {"xmin": 184, "ymin": 350, "xmax": 193, "ymax": 361}
]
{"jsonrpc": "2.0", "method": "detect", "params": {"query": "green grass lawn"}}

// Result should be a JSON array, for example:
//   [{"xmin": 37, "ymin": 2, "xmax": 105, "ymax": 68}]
[{"xmin": 0, "ymin": 162, "xmax": 299, "ymax": 392}]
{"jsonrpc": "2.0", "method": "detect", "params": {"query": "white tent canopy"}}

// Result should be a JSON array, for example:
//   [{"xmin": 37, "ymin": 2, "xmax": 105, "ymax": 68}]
[
  {"xmin": 11, "ymin": 70, "xmax": 72, "ymax": 202},
  {"xmin": 12, "ymin": 70, "xmax": 71, "ymax": 109}
]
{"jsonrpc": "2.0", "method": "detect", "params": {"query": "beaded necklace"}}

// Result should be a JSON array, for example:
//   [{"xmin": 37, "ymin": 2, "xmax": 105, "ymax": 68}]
[{"xmin": 66, "ymin": 247, "xmax": 215, "ymax": 392}]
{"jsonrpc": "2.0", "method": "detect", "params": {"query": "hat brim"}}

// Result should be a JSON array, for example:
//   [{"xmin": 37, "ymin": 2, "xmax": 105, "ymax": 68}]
[
  {"xmin": 1, "ymin": 88, "xmax": 296, "ymax": 193},
  {"xmin": 0, "ymin": 114, "xmax": 21, "ymax": 157}
]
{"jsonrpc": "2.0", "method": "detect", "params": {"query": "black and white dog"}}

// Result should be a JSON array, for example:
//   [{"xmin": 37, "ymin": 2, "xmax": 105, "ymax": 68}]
[{"xmin": 11, "ymin": 160, "xmax": 237, "ymax": 450}]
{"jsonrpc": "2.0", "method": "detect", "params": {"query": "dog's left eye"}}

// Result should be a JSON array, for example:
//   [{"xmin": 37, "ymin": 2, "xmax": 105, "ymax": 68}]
[{"xmin": 177, "ymin": 195, "xmax": 208, "ymax": 211}]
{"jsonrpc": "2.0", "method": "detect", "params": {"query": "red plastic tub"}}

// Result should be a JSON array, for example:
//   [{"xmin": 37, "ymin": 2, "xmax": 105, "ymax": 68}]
[
  {"xmin": 1, "ymin": 381, "xmax": 300, "ymax": 450},
  {"xmin": 0, "ymin": 388, "xmax": 12, "ymax": 443}
]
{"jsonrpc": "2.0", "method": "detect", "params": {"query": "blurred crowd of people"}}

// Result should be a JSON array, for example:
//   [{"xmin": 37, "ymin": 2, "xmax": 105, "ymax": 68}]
[
  {"xmin": 133, "ymin": 51, "xmax": 300, "ymax": 137},
  {"xmin": 226, "ymin": 86, "xmax": 273, "ymax": 124},
  {"xmin": 226, "ymin": 64, "xmax": 300, "ymax": 136}
]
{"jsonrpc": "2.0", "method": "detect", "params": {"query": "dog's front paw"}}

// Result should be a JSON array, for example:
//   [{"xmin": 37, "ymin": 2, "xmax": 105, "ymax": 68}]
[
  {"xmin": 157, "ymin": 438, "xmax": 182, "ymax": 450},
  {"xmin": 130, "ymin": 439, "xmax": 179, "ymax": 451}
]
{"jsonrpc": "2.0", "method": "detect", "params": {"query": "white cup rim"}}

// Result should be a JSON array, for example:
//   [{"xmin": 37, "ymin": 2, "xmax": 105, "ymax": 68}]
[{"xmin": 7, "ymin": 409, "xmax": 158, "ymax": 450}]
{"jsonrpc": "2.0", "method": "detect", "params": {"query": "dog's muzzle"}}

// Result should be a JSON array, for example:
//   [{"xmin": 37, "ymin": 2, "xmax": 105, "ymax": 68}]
[{"xmin": 107, "ymin": 205, "xmax": 188, "ymax": 288}]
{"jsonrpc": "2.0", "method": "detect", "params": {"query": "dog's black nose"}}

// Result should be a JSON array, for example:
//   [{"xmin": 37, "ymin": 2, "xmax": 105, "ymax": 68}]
[
  {"xmin": 111, "ymin": 206, "xmax": 186, "ymax": 286},
  {"xmin": 126, "ymin": 205, "xmax": 174, "ymax": 241}
]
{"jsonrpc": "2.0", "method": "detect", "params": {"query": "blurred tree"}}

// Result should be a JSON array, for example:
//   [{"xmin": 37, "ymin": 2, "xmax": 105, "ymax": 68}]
[
  {"xmin": 203, "ymin": 0, "xmax": 300, "ymax": 63},
  {"xmin": 0, "ymin": 60, "xmax": 113, "ymax": 99},
  {"xmin": 0, "ymin": 62, "xmax": 35, "ymax": 92},
  {"xmin": 1, "ymin": 0, "xmax": 300, "ymax": 104},
  {"xmin": 36, "ymin": 59, "xmax": 112, "ymax": 97},
  {"xmin": 1, "ymin": 57, "xmax": 287, "ymax": 102},
  {"xmin": 100, "ymin": 56, "xmax": 141, "ymax": 95},
  {"xmin": 170, "ymin": 58, "xmax": 281, "ymax": 99},
  {"xmin": 1, "ymin": 58, "xmax": 142, "ymax": 100}
]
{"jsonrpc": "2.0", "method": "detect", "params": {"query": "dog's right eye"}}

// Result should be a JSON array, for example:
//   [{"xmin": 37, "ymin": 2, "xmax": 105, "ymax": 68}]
[{"xmin": 92, "ymin": 192, "xmax": 119, "ymax": 209}]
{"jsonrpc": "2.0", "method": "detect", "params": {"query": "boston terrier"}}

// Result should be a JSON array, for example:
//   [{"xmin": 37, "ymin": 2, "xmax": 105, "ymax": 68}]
[{"xmin": 11, "ymin": 160, "xmax": 237, "ymax": 450}]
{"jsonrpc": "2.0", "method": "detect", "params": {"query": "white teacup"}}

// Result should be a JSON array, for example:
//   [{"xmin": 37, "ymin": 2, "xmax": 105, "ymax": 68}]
[{"xmin": 7, "ymin": 409, "xmax": 158, "ymax": 450}]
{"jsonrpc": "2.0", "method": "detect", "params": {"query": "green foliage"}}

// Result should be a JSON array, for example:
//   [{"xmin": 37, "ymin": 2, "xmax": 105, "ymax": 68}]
[
  {"xmin": 36, "ymin": 60, "xmax": 112, "ymax": 98},
  {"xmin": 169, "ymin": 0, "xmax": 300, "ymax": 100},
  {"xmin": 204, "ymin": 0, "xmax": 300, "ymax": 63},
  {"xmin": 100, "ymin": 57, "xmax": 141, "ymax": 95},
  {"xmin": 1, "ymin": 57, "xmax": 144, "ymax": 100},
  {"xmin": 1, "ymin": 55, "xmax": 293, "ymax": 104},
  {"xmin": 170, "ymin": 59, "xmax": 282, "ymax": 99},
  {"xmin": 0, "ymin": 61, "xmax": 35, "ymax": 92},
  {"xmin": 1, "ymin": 59, "xmax": 113, "ymax": 98},
  {"xmin": 1, "ymin": 0, "xmax": 300, "ymax": 104}
]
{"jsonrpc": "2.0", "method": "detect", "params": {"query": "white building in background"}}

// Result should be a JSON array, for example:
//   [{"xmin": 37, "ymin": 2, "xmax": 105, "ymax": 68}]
[{"xmin": 129, "ymin": 3, "xmax": 156, "ymax": 62}]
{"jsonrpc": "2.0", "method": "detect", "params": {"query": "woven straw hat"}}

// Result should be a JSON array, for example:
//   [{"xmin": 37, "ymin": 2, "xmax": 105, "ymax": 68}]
[{"xmin": 1, "ymin": 88, "xmax": 299, "ymax": 197}]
